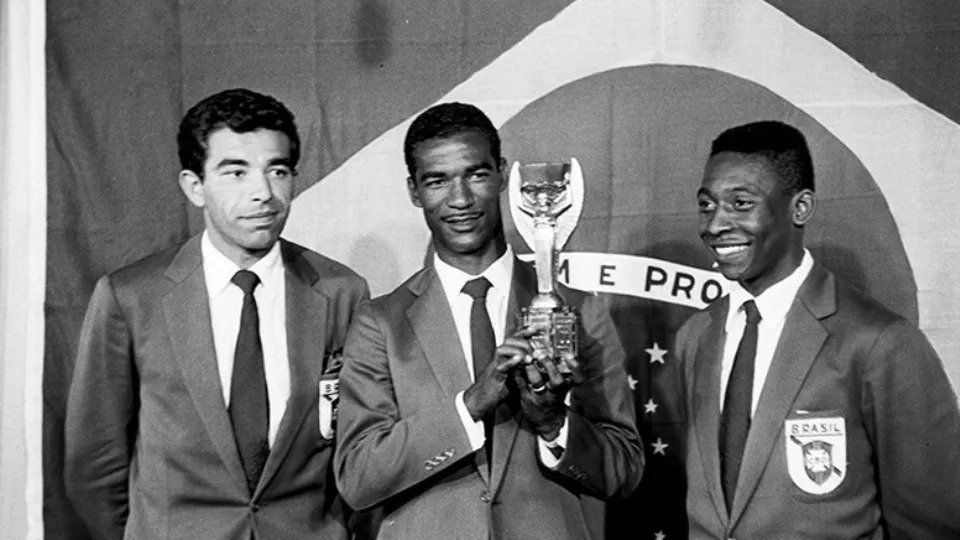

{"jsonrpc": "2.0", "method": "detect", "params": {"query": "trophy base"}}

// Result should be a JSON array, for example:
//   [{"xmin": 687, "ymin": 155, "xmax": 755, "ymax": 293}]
[{"xmin": 518, "ymin": 305, "xmax": 579, "ymax": 376}]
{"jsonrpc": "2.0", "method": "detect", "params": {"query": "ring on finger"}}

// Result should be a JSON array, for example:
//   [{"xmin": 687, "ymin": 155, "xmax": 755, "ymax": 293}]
[{"xmin": 529, "ymin": 383, "xmax": 547, "ymax": 394}]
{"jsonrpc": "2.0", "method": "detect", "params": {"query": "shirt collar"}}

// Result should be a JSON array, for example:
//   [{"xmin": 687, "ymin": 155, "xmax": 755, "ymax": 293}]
[
  {"xmin": 725, "ymin": 249, "xmax": 813, "ymax": 331},
  {"xmin": 201, "ymin": 231, "xmax": 284, "ymax": 297},
  {"xmin": 433, "ymin": 245, "xmax": 514, "ymax": 300}
]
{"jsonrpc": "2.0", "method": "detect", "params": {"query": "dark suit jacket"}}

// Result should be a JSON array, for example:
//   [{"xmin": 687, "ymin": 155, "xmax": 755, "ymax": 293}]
[
  {"xmin": 680, "ymin": 261, "xmax": 960, "ymax": 539},
  {"xmin": 64, "ymin": 236, "xmax": 369, "ymax": 539},
  {"xmin": 334, "ymin": 258, "xmax": 644, "ymax": 540}
]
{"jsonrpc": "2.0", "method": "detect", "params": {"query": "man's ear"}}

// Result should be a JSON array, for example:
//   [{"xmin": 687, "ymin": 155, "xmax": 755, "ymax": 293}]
[
  {"xmin": 179, "ymin": 170, "xmax": 205, "ymax": 208},
  {"xmin": 406, "ymin": 176, "xmax": 422, "ymax": 208},
  {"xmin": 792, "ymin": 189, "xmax": 815, "ymax": 226}
]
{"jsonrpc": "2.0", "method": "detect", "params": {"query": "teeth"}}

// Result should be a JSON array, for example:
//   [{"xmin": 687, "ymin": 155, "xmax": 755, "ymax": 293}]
[
  {"xmin": 716, "ymin": 245, "xmax": 747, "ymax": 256},
  {"xmin": 447, "ymin": 216, "xmax": 477, "ymax": 223}
]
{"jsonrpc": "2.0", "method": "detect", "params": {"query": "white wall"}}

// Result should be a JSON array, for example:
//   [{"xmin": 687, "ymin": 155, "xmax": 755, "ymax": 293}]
[{"xmin": 1, "ymin": 0, "xmax": 46, "ymax": 538}]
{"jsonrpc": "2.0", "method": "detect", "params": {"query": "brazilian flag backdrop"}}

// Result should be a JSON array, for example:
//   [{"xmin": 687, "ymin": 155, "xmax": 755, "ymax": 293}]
[{"xmin": 45, "ymin": 1, "xmax": 960, "ymax": 538}]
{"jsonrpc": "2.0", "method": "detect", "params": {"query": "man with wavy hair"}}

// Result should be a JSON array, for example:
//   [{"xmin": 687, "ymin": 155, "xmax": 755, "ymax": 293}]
[{"xmin": 65, "ymin": 88, "xmax": 369, "ymax": 539}]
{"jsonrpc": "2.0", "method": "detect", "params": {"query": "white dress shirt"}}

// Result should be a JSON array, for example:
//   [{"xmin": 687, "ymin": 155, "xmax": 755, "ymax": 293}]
[
  {"xmin": 719, "ymin": 249, "xmax": 813, "ymax": 417},
  {"xmin": 202, "ymin": 232, "xmax": 290, "ymax": 446},
  {"xmin": 434, "ymin": 247, "xmax": 568, "ymax": 466}
]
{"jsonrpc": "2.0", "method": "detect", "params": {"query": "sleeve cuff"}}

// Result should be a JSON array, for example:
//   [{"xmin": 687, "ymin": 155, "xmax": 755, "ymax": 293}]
[
  {"xmin": 538, "ymin": 415, "xmax": 570, "ymax": 468},
  {"xmin": 455, "ymin": 390, "xmax": 486, "ymax": 451}
]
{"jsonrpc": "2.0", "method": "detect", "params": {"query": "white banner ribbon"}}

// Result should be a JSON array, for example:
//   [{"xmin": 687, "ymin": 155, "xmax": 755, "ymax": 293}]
[{"xmin": 520, "ymin": 252, "xmax": 729, "ymax": 310}]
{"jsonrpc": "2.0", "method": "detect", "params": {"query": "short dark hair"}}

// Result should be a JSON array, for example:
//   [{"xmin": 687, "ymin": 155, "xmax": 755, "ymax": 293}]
[
  {"xmin": 403, "ymin": 102, "xmax": 502, "ymax": 177},
  {"xmin": 709, "ymin": 120, "xmax": 814, "ymax": 193},
  {"xmin": 177, "ymin": 88, "xmax": 301, "ymax": 177}
]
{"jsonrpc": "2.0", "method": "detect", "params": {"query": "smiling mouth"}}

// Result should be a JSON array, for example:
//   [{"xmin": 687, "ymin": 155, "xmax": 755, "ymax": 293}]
[
  {"xmin": 714, "ymin": 244, "xmax": 747, "ymax": 256},
  {"xmin": 443, "ymin": 213, "xmax": 482, "ymax": 230},
  {"xmin": 711, "ymin": 244, "xmax": 751, "ymax": 261}
]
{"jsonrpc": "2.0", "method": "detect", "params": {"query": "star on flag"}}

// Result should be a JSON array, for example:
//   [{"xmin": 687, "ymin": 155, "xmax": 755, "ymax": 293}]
[
  {"xmin": 643, "ymin": 398, "xmax": 658, "ymax": 415},
  {"xmin": 654, "ymin": 531, "xmax": 666, "ymax": 540},
  {"xmin": 627, "ymin": 374, "xmax": 638, "ymax": 391},
  {"xmin": 646, "ymin": 342, "xmax": 667, "ymax": 364},
  {"xmin": 651, "ymin": 437, "xmax": 669, "ymax": 456}
]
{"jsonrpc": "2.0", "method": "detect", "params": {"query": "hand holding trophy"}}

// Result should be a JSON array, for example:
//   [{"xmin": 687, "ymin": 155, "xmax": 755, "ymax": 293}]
[{"xmin": 509, "ymin": 158, "xmax": 585, "ymax": 389}]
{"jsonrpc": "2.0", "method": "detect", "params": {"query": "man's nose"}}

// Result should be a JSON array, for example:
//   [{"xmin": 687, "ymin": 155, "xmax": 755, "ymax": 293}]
[
  {"xmin": 702, "ymin": 207, "xmax": 732, "ymax": 236},
  {"xmin": 447, "ymin": 177, "xmax": 474, "ymax": 207},
  {"xmin": 248, "ymin": 170, "xmax": 274, "ymax": 202}
]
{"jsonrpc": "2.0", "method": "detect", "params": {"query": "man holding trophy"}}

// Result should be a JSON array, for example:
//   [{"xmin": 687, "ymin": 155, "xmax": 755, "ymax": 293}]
[{"xmin": 334, "ymin": 102, "xmax": 643, "ymax": 539}]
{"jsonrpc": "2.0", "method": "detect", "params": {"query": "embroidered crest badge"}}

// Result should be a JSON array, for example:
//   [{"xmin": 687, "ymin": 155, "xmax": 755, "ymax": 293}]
[
  {"xmin": 318, "ymin": 374, "xmax": 339, "ymax": 439},
  {"xmin": 784, "ymin": 416, "xmax": 846, "ymax": 494},
  {"xmin": 318, "ymin": 347, "xmax": 344, "ymax": 439}
]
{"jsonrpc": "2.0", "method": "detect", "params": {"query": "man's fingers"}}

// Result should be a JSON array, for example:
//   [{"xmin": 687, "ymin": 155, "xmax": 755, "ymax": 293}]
[
  {"xmin": 499, "ymin": 336, "xmax": 533, "ymax": 355},
  {"xmin": 524, "ymin": 362, "xmax": 545, "ymax": 390},
  {"xmin": 493, "ymin": 347, "xmax": 525, "ymax": 374},
  {"xmin": 560, "ymin": 354, "xmax": 585, "ymax": 385},
  {"xmin": 512, "ymin": 326, "xmax": 540, "ymax": 339},
  {"xmin": 539, "ymin": 359, "xmax": 567, "ymax": 389},
  {"xmin": 512, "ymin": 368, "xmax": 528, "ymax": 389}
]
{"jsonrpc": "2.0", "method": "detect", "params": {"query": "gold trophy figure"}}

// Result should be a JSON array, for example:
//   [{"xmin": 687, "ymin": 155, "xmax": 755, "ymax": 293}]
[{"xmin": 509, "ymin": 159, "xmax": 584, "ymax": 377}]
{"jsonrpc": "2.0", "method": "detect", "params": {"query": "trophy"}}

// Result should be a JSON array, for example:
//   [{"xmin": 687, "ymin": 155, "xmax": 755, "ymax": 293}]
[{"xmin": 509, "ymin": 159, "xmax": 585, "ymax": 377}]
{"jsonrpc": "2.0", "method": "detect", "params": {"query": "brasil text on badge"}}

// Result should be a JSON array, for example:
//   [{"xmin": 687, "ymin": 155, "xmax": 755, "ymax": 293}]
[{"xmin": 784, "ymin": 415, "xmax": 846, "ymax": 494}]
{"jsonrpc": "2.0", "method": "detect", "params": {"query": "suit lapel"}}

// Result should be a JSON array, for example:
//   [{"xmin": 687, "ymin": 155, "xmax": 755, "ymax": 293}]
[
  {"xmin": 406, "ymin": 267, "xmax": 490, "ymax": 484},
  {"xmin": 692, "ymin": 298, "xmax": 729, "ymax": 525},
  {"xmin": 256, "ymin": 241, "xmax": 328, "ymax": 496},
  {"xmin": 489, "ymin": 258, "xmax": 535, "ymax": 496},
  {"xmin": 163, "ymin": 237, "xmax": 247, "ymax": 493},
  {"xmin": 407, "ymin": 266, "xmax": 473, "ymax": 397},
  {"xmin": 729, "ymin": 264, "xmax": 834, "ymax": 525}
]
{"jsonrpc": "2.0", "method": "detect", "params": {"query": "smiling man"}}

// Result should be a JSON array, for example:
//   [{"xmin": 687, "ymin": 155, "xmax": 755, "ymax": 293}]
[
  {"xmin": 334, "ymin": 102, "xmax": 643, "ymax": 539},
  {"xmin": 64, "ymin": 89, "xmax": 369, "ymax": 539},
  {"xmin": 678, "ymin": 120, "xmax": 960, "ymax": 539}
]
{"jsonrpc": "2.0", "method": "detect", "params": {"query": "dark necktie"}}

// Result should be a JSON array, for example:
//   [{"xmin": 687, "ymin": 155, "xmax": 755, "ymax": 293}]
[
  {"xmin": 720, "ymin": 299, "xmax": 761, "ymax": 513},
  {"xmin": 229, "ymin": 269, "xmax": 270, "ymax": 494},
  {"xmin": 462, "ymin": 277, "xmax": 495, "ymax": 464}
]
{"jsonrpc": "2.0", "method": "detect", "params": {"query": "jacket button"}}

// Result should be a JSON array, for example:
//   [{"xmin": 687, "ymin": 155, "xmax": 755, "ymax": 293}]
[
  {"xmin": 250, "ymin": 503, "xmax": 261, "ymax": 513},
  {"xmin": 480, "ymin": 491, "xmax": 491, "ymax": 503}
]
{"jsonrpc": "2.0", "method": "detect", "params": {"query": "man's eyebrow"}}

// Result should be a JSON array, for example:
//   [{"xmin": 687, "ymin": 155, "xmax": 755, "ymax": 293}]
[
  {"xmin": 214, "ymin": 158, "xmax": 249, "ymax": 170},
  {"xmin": 725, "ymin": 185, "xmax": 761, "ymax": 195},
  {"xmin": 418, "ymin": 170, "xmax": 447, "ymax": 180},
  {"xmin": 697, "ymin": 185, "xmax": 758, "ymax": 197},
  {"xmin": 266, "ymin": 157, "xmax": 294, "ymax": 168},
  {"xmin": 465, "ymin": 162, "xmax": 493, "ymax": 173}
]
